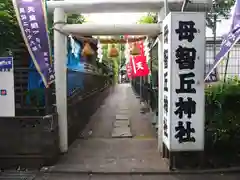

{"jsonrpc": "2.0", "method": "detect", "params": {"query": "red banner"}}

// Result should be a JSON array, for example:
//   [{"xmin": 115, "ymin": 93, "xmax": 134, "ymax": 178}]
[{"xmin": 129, "ymin": 40, "xmax": 149, "ymax": 77}]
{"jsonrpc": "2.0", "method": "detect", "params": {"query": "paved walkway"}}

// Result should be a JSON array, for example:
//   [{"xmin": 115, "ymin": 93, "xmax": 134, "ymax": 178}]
[{"xmin": 44, "ymin": 84, "xmax": 166, "ymax": 173}]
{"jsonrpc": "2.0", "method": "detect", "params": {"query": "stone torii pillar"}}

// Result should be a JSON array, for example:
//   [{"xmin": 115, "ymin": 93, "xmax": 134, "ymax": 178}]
[{"xmin": 53, "ymin": 8, "xmax": 68, "ymax": 153}]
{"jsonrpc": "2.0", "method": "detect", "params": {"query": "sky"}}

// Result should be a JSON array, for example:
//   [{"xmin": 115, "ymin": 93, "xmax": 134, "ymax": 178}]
[
  {"xmin": 69, "ymin": 0, "xmax": 235, "ymax": 38},
  {"xmin": 84, "ymin": 13, "xmax": 146, "ymax": 25}
]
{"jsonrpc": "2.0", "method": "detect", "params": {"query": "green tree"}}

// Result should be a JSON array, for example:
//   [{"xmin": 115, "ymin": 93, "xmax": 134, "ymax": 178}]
[
  {"xmin": 48, "ymin": 13, "xmax": 86, "ymax": 42},
  {"xmin": 0, "ymin": 0, "xmax": 86, "ymax": 55},
  {"xmin": 137, "ymin": 13, "xmax": 157, "ymax": 24},
  {"xmin": 207, "ymin": 0, "xmax": 235, "ymax": 31},
  {"xmin": 101, "ymin": 42, "xmax": 127, "ymax": 83},
  {"xmin": 0, "ymin": 0, "xmax": 23, "ymax": 55},
  {"xmin": 67, "ymin": 13, "xmax": 86, "ymax": 24}
]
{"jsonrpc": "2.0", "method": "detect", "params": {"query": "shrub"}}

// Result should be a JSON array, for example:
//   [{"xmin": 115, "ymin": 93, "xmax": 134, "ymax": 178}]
[{"xmin": 205, "ymin": 77, "xmax": 240, "ymax": 153}]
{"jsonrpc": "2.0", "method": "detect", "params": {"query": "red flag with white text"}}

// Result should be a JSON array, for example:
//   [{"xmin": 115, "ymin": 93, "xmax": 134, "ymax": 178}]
[{"xmin": 131, "ymin": 55, "xmax": 149, "ymax": 77}]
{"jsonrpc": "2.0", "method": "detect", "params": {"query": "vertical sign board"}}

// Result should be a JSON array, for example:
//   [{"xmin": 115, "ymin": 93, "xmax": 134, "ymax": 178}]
[
  {"xmin": 162, "ymin": 12, "xmax": 205, "ymax": 151},
  {"xmin": 0, "ymin": 57, "xmax": 15, "ymax": 117},
  {"xmin": 162, "ymin": 14, "xmax": 171, "ymax": 149}
]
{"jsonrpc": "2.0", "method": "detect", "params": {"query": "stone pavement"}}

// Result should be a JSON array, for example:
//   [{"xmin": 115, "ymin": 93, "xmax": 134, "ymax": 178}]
[{"xmin": 42, "ymin": 83, "xmax": 167, "ymax": 174}]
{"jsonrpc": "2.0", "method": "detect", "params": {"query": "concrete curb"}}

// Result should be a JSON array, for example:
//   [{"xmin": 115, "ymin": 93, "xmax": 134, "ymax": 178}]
[{"xmin": 40, "ymin": 166, "xmax": 240, "ymax": 175}]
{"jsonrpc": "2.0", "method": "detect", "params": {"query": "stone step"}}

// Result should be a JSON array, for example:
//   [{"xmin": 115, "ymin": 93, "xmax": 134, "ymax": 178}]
[
  {"xmin": 111, "ymin": 127, "xmax": 132, "ymax": 138},
  {"xmin": 116, "ymin": 114, "xmax": 129, "ymax": 121},
  {"xmin": 113, "ymin": 120, "xmax": 130, "ymax": 128}
]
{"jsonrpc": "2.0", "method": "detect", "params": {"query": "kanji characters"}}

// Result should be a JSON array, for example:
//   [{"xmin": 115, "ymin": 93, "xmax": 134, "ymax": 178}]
[
  {"xmin": 176, "ymin": 72, "xmax": 196, "ymax": 94},
  {"xmin": 175, "ymin": 21, "xmax": 197, "ymax": 42},
  {"xmin": 136, "ymin": 61, "xmax": 143, "ymax": 71},
  {"xmin": 175, "ymin": 46, "xmax": 196, "ymax": 70},
  {"xmin": 164, "ymin": 72, "xmax": 168, "ymax": 92},
  {"xmin": 164, "ymin": 49, "xmax": 168, "ymax": 69},
  {"xmin": 175, "ymin": 121, "xmax": 196, "ymax": 143},
  {"xmin": 174, "ymin": 97, "xmax": 196, "ymax": 119},
  {"xmin": 164, "ymin": 95, "xmax": 168, "ymax": 114},
  {"xmin": 164, "ymin": 25, "xmax": 169, "ymax": 44},
  {"xmin": 163, "ymin": 118, "xmax": 168, "ymax": 137}
]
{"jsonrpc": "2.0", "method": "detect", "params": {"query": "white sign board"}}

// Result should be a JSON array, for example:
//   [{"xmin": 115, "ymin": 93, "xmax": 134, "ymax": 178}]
[
  {"xmin": 0, "ymin": 57, "xmax": 15, "ymax": 117},
  {"xmin": 162, "ymin": 12, "xmax": 205, "ymax": 151}
]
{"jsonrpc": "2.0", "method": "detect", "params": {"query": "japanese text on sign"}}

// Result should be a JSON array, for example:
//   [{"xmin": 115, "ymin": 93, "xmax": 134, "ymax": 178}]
[
  {"xmin": 19, "ymin": 6, "xmax": 41, "ymax": 52},
  {"xmin": 162, "ymin": 20, "xmax": 170, "ymax": 147},
  {"xmin": 174, "ymin": 20, "xmax": 197, "ymax": 144}
]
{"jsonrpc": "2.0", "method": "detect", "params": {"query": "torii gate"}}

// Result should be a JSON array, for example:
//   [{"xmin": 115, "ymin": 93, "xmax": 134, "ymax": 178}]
[{"xmin": 46, "ymin": 0, "xmax": 212, "ymax": 153}]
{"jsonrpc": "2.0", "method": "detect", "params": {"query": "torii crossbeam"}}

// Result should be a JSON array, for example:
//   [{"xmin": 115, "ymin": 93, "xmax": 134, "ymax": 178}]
[{"xmin": 47, "ymin": 0, "xmax": 212, "ymax": 13}]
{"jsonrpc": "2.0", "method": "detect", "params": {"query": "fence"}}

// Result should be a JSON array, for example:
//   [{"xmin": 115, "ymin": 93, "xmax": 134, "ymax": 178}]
[
  {"xmin": 131, "ymin": 37, "xmax": 240, "ymax": 113},
  {"xmin": 14, "ymin": 68, "xmax": 55, "ymax": 116},
  {"xmin": 14, "ymin": 64, "xmax": 112, "ymax": 143},
  {"xmin": 206, "ymin": 37, "xmax": 240, "ymax": 80}
]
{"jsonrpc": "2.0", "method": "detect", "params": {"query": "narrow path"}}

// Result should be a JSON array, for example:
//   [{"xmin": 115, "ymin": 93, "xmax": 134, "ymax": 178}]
[{"xmin": 46, "ymin": 84, "xmax": 167, "ymax": 173}]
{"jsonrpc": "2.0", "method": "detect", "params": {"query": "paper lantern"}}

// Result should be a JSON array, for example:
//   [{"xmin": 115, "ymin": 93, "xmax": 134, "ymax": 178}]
[
  {"xmin": 81, "ymin": 42, "xmax": 94, "ymax": 57},
  {"xmin": 108, "ymin": 44, "xmax": 119, "ymax": 58},
  {"xmin": 130, "ymin": 43, "xmax": 140, "ymax": 56}
]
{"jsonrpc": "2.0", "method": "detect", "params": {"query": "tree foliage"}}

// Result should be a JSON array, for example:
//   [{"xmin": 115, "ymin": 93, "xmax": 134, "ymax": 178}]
[
  {"xmin": 212, "ymin": 0, "xmax": 235, "ymax": 18},
  {"xmin": 137, "ymin": 13, "xmax": 157, "ymax": 24},
  {"xmin": 0, "ymin": 0, "xmax": 86, "ymax": 56},
  {"xmin": 47, "ymin": 13, "xmax": 86, "ymax": 43},
  {"xmin": 0, "ymin": 0, "xmax": 23, "ymax": 55},
  {"xmin": 101, "ymin": 41, "xmax": 126, "ymax": 83},
  {"xmin": 207, "ymin": 0, "xmax": 235, "ymax": 30}
]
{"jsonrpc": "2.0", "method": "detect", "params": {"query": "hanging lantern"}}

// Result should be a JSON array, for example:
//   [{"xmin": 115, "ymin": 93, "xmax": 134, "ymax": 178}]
[
  {"xmin": 130, "ymin": 42, "xmax": 140, "ymax": 56},
  {"xmin": 81, "ymin": 41, "xmax": 94, "ymax": 57},
  {"xmin": 108, "ymin": 44, "xmax": 119, "ymax": 58}
]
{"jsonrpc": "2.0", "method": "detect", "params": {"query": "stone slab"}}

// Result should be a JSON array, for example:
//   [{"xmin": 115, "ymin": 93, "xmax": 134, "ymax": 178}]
[
  {"xmin": 111, "ymin": 127, "xmax": 132, "ymax": 138},
  {"xmin": 117, "ymin": 106, "xmax": 129, "ymax": 110},
  {"xmin": 117, "ymin": 110, "xmax": 129, "ymax": 115},
  {"xmin": 116, "ymin": 114, "xmax": 129, "ymax": 120},
  {"xmin": 114, "ymin": 120, "xmax": 130, "ymax": 128}
]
